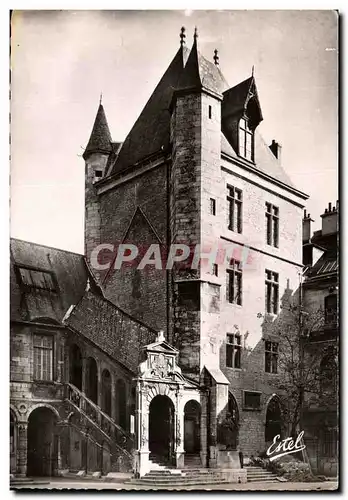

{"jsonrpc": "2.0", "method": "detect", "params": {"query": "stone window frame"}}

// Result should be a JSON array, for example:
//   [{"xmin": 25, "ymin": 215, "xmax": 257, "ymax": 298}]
[
  {"xmin": 243, "ymin": 390, "xmax": 261, "ymax": 411},
  {"xmin": 226, "ymin": 259, "xmax": 243, "ymax": 306},
  {"xmin": 264, "ymin": 340, "xmax": 279, "ymax": 374},
  {"xmin": 226, "ymin": 333, "xmax": 241, "ymax": 369},
  {"xmin": 227, "ymin": 185, "xmax": 243, "ymax": 234},
  {"xmin": 265, "ymin": 269, "xmax": 279, "ymax": 314},
  {"xmin": 238, "ymin": 116, "xmax": 254, "ymax": 162},
  {"xmin": 209, "ymin": 197, "xmax": 216, "ymax": 216},
  {"xmin": 33, "ymin": 333, "xmax": 54, "ymax": 382},
  {"xmin": 324, "ymin": 294, "xmax": 338, "ymax": 325},
  {"xmin": 265, "ymin": 202, "xmax": 279, "ymax": 248}
]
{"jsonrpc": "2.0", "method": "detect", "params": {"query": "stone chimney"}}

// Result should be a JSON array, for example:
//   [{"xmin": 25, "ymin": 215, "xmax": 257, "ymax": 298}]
[
  {"xmin": 321, "ymin": 201, "xmax": 338, "ymax": 236},
  {"xmin": 269, "ymin": 139, "xmax": 282, "ymax": 164},
  {"xmin": 302, "ymin": 209, "xmax": 314, "ymax": 243}
]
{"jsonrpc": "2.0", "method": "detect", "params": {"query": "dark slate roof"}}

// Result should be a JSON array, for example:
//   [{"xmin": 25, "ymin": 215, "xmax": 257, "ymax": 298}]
[
  {"xmin": 306, "ymin": 248, "xmax": 338, "ymax": 281},
  {"xmin": 178, "ymin": 39, "xmax": 228, "ymax": 95},
  {"xmin": 221, "ymin": 129, "xmax": 297, "ymax": 189},
  {"xmin": 222, "ymin": 77, "xmax": 253, "ymax": 118},
  {"xmin": 65, "ymin": 290, "xmax": 157, "ymax": 373},
  {"xmin": 83, "ymin": 104, "xmax": 112, "ymax": 160},
  {"xmin": 110, "ymin": 46, "xmax": 190, "ymax": 176},
  {"xmin": 10, "ymin": 238, "xmax": 90, "ymax": 323}
]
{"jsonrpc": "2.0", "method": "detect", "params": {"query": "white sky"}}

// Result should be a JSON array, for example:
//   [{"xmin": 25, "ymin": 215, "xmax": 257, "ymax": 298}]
[{"xmin": 10, "ymin": 10, "xmax": 338, "ymax": 254}]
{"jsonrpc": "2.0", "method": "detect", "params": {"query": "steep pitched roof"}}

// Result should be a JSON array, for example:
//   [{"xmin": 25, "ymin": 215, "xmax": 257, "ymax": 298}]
[
  {"xmin": 178, "ymin": 38, "xmax": 228, "ymax": 95},
  {"xmin": 110, "ymin": 46, "xmax": 190, "ymax": 176},
  {"xmin": 222, "ymin": 76, "xmax": 263, "ymax": 129},
  {"xmin": 10, "ymin": 238, "xmax": 90, "ymax": 323},
  {"xmin": 83, "ymin": 104, "xmax": 112, "ymax": 160},
  {"xmin": 221, "ymin": 129, "xmax": 297, "ymax": 190},
  {"xmin": 65, "ymin": 290, "xmax": 156, "ymax": 373}
]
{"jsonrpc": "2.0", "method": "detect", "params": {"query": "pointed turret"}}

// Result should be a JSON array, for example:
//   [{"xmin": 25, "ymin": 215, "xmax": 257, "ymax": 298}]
[
  {"xmin": 83, "ymin": 103, "xmax": 112, "ymax": 160},
  {"xmin": 177, "ymin": 28, "xmax": 228, "ymax": 97}
]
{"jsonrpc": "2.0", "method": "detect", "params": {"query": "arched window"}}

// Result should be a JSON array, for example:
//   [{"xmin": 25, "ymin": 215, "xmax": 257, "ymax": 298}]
[
  {"xmin": 239, "ymin": 117, "xmax": 254, "ymax": 162},
  {"xmin": 320, "ymin": 355, "xmax": 337, "ymax": 394}
]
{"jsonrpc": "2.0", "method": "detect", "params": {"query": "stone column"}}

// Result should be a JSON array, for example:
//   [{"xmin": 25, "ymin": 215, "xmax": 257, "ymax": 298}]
[
  {"xmin": 97, "ymin": 365, "xmax": 102, "ymax": 409},
  {"xmin": 81, "ymin": 357, "xmax": 88, "ymax": 395},
  {"xmin": 16, "ymin": 423, "xmax": 28, "ymax": 477},
  {"xmin": 111, "ymin": 374, "xmax": 116, "ymax": 422},
  {"xmin": 175, "ymin": 410, "xmax": 185, "ymax": 469},
  {"xmin": 135, "ymin": 382, "xmax": 150, "ymax": 477},
  {"xmin": 81, "ymin": 357, "xmax": 88, "ymax": 412}
]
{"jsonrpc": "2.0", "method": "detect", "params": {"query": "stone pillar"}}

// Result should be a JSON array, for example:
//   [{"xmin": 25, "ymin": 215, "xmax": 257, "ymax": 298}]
[
  {"xmin": 16, "ymin": 423, "xmax": 28, "ymax": 477},
  {"xmin": 82, "ymin": 357, "xmax": 88, "ymax": 395},
  {"xmin": 97, "ymin": 365, "xmax": 102, "ymax": 409},
  {"xmin": 135, "ymin": 382, "xmax": 150, "ymax": 477},
  {"xmin": 81, "ymin": 357, "xmax": 88, "ymax": 412},
  {"xmin": 111, "ymin": 374, "xmax": 116, "ymax": 421},
  {"xmin": 175, "ymin": 410, "xmax": 185, "ymax": 469}
]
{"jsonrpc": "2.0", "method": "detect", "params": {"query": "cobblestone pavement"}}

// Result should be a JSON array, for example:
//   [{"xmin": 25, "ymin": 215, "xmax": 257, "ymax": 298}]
[{"xmin": 12, "ymin": 478, "xmax": 339, "ymax": 491}]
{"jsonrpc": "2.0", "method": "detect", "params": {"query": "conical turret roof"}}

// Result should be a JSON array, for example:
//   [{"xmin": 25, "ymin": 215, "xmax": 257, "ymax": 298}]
[{"xmin": 83, "ymin": 104, "xmax": 112, "ymax": 160}]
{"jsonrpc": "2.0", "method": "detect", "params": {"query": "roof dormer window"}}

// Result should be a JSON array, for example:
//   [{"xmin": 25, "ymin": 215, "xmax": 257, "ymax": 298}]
[{"xmin": 238, "ymin": 116, "xmax": 254, "ymax": 162}]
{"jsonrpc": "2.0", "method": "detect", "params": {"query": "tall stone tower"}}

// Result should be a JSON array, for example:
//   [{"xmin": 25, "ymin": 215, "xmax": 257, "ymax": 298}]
[
  {"xmin": 83, "ymin": 103, "xmax": 112, "ymax": 265},
  {"xmin": 170, "ymin": 31, "xmax": 227, "ymax": 381}
]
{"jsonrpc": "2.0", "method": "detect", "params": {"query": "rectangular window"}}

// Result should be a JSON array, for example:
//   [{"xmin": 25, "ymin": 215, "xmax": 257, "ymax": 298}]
[
  {"xmin": 325, "ymin": 295, "xmax": 337, "ymax": 325},
  {"xmin": 208, "ymin": 105, "xmax": 212, "ymax": 119},
  {"xmin": 239, "ymin": 118, "xmax": 254, "ymax": 162},
  {"xmin": 265, "ymin": 203, "xmax": 279, "ymax": 247},
  {"xmin": 227, "ymin": 186, "xmax": 242, "ymax": 233},
  {"xmin": 33, "ymin": 335, "xmax": 53, "ymax": 381},
  {"xmin": 265, "ymin": 270, "xmax": 279, "ymax": 314},
  {"xmin": 17, "ymin": 266, "xmax": 56, "ymax": 291},
  {"xmin": 210, "ymin": 198, "xmax": 216, "ymax": 216},
  {"xmin": 227, "ymin": 259, "xmax": 242, "ymax": 305},
  {"xmin": 212, "ymin": 263, "xmax": 218, "ymax": 277},
  {"xmin": 226, "ymin": 333, "xmax": 241, "ymax": 368},
  {"xmin": 243, "ymin": 391, "xmax": 261, "ymax": 410},
  {"xmin": 265, "ymin": 341, "xmax": 278, "ymax": 373}
]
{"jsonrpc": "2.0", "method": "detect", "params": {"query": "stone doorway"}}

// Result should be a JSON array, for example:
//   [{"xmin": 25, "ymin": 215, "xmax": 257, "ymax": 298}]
[
  {"xmin": 149, "ymin": 395, "xmax": 174, "ymax": 464},
  {"xmin": 184, "ymin": 400, "xmax": 201, "ymax": 454},
  {"xmin": 27, "ymin": 407, "xmax": 58, "ymax": 477}
]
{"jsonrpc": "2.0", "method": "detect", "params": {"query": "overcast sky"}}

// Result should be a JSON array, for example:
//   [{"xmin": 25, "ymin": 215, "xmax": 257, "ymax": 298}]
[{"xmin": 10, "ymin": 10, "xmax": 338, "ymax": 254}]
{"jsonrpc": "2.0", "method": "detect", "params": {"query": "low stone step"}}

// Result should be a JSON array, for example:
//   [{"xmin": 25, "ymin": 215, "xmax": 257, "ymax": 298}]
[
  {"xmin": 247, "ymin": 474, "xmax": 279, "ymax": 479},
  {"xmin": 130, "ymin": 479, "xmax": 228, "ymax": 487},
  {"xmin": 248, "ymin": 478, "xmax": 279, "ymax": 483}
]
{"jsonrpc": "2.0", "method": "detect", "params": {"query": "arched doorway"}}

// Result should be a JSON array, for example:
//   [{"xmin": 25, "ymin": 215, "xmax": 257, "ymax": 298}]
[
  {"xmin": 70, "ymin": 344, "xmax": 82, "ymax": 390},
  {"xmin": 10, "ymin": 410, "xmax": 16, "ymax": 474},
  {"xmin": 102, "ymin": 369, "xmax": 111, "ymax": 416},
  {"xmin": 184, "ymin": 400, "xmax": 201, "ymax": 454},
  {"xmin": 116, "ymin": 379, "xmax": 127, "ymax": 429},
  {"xmin": 27, "ymin": 407, "xmax": 58, "ymax": 477},
  {"xmin": 149, "ymin": 395, "xmax": 175, "ymax": 464},
  {"xmin": 265, "ymin": 397, "xmax": 283, "ymax": 443},
  {"xmin": 86, "ymin": 357, "xmax": 98, "ymax": 404}
]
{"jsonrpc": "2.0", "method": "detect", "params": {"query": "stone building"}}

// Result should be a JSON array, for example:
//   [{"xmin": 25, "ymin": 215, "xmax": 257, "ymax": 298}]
[
  {"xmin": 11, "ymin": 28, "xmax": 330, "ymax": 480},
  {"xmin": 301, "ymin": 202, "xmax": 338, "ymax": 476}
]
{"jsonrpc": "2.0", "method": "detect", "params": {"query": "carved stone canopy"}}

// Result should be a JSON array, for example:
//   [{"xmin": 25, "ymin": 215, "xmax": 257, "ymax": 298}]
[{"xmin": 137, "ymin": 332, "xmax": 185, "ymax": 383}]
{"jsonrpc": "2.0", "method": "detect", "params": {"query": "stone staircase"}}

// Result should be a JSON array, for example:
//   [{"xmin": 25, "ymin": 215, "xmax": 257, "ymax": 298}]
[
  {"xmin": 246, "ymin": 465, "xmax": 281, "ymax": 483},
  {"xmin": 129, "ymin": 453, "xmax": 229, "ymax": 487},
  {"xmin": 65, "ymin": 383, "xmax": 134, "ymax": 472},
  {"xmin": 129, "ymin": 469, "xmax": 229, "ymax": 488}
]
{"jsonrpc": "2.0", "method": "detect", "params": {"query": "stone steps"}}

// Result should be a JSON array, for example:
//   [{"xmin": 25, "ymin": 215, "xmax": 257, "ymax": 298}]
[{"xmin": 246, "ymin": 466, "xmax": 281, "ymax": 483}]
